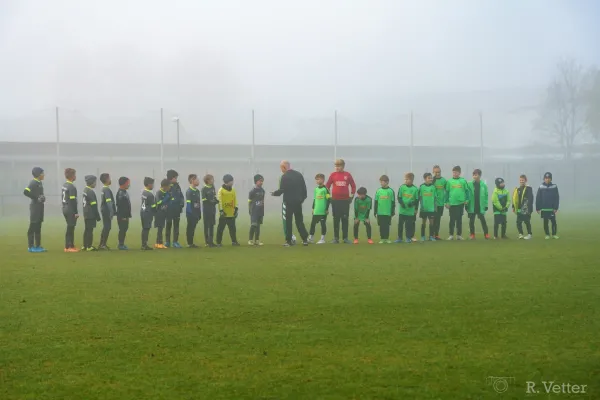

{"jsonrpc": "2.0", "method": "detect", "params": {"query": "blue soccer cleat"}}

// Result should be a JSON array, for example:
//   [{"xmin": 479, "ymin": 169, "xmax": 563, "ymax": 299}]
[
  {"xmin": 420, "ymin": 236, "xmax": 426, "ymax": 242},
  {"xmin": 28, "ymin": 247, "xmax": 35, "ymax": 253},
  {"xmin": 165, "ymin": 242, "xmax": 171, "ymax": 248},
  {"xmin": 36, "ymin": 247, "xmax": 47, "ymax": 252},
  {"xmin": 429, "ymin": 236, "xmax": 436, "ymax": 241},
  {"xmin": 173, "ymin": 242, "xmax": 182, "ymax": 248},
  {"xmin": 118, "ymin": 245, "xmax": 128, "ymax": 250},
  {"xmin": 394, "ymin": 237, "xmax": 404, "ymax": 243},
  {"xmin": 405, "ymin": 238, "xmax": 412, "ymax": 244}
]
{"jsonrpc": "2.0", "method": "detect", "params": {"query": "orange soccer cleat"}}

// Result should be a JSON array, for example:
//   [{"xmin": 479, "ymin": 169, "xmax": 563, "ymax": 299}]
[
  {"xmin": 353, "ymin": 239, "xmax": 359, "ymax": 244},
  {"xmin": 367, "ymin": 239, "xmax": 374, "ymax": 244},
  {"xmin": 484, "ymin": 234, "xmax": 491, "ymax": 240},
  {"xmin": 469, "ymin": 234, "xmax": 475, "ymax": 240}
]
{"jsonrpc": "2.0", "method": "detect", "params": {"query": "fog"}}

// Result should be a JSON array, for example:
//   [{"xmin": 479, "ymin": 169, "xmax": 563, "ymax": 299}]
[{"xmin": 0, "ymin": 0, "xmax": 599, "ymax": 216}]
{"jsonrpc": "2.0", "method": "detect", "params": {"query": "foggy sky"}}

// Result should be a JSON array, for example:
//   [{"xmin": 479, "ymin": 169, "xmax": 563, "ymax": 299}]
[{"xmin": 1, "ymin": 0, "xmax": 599, "ymax": 146}]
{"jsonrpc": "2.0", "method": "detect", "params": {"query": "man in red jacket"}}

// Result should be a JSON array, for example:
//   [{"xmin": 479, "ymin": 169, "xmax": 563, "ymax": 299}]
[{"xmin": 326, "ymin": 158, "xmax": 356, "ymax": 244}]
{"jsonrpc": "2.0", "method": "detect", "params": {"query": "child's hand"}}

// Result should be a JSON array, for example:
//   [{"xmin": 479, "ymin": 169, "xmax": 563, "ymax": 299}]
[
  {"xmin": 554, "ymin": 210, "xmax": 558, "ymax": 214},
  {"xmin": 74, "ymin": 214, "xmax": 79, "ymax": 219},
  {"xmin": 354, "ymin": 219, "xmax": 359, "ymax": 225},
  {"xmin": 445, "ymin": 204, "xmax": 450, "ymax": 209},
  {"xmin": 365, "ymin": 218, "xmax": 370, "ymax": 224}
]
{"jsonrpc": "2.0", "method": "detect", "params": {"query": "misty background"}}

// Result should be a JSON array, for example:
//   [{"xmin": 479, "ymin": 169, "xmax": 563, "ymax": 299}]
[{"xmin": 1, "ymin": 0, "xmax": 599, "ymax": 217}]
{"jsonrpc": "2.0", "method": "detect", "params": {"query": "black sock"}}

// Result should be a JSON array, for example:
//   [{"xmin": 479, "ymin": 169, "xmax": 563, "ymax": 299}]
[
  {"xmin": 255, "ymin": 224, "xmax": 261, "ymax": 240},
  {"xmin": 353, "ymin": 223, "xmax": 359, "ymax": 239},
  {"xmin": 365, "ymin": 223, "xmax": 372, "ymax": 239}
]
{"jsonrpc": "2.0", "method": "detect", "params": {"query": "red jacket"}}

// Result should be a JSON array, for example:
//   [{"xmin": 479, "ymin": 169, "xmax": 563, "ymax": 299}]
[{"xmin": 326, "ymin": 171, "xmax": 356, "ymax": 200}]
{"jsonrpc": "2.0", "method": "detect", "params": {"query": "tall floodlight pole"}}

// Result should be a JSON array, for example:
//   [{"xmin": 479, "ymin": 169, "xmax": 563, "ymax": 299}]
[
  {"xmin": 410, "ymin": 111, "xmax": 414, "ymax": 172},
  {"xmin": 160, "ymin": 108, "xmax": 164, "ymax": 174},
  {"xmin": 55, "ymin": 106, "xmax": 60, "ymax": 193},
  {"xmin": 334, "ymin": 110, "xmax": 338, "ymax": 161},
  {"xmin": 251, "ymin": 109, "xmax": 256, "ymax": 173},
  {"xmin": 173, "ymin": 117, "xmax": 180, "ymax": 163},
  {"xmin": 479, "ymin": 111, "xmax": 484, "ymax": 170}
]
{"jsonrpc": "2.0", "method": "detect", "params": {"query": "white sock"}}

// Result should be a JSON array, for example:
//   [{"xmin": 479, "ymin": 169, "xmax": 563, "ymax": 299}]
[{"xmin": 320, "ymin": 235, "xmax": 325, "ymax": 241}]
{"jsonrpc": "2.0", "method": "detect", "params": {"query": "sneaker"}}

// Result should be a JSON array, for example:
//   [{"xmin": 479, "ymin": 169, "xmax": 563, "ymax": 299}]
[
  {"xmin": 141, "ymin": 245, "xmax": 154, "ymax": 251},
  {"xmin": 188, "ymin": 244, "xmax": 199, "ymax": 248},
  {"xmin": 456, "ymin": 236, "xmax": 464, "ymax": 241},
  {"xmin": 248, "ymin": 240, "xmax": 255, "ymax": 246},
  {"xmin": 353, "ymin": 239, "xmax": 359, "ymax": 244},
  {"xmin": 154, "ymin": 243, "xmax": 163, "ymax": 249},
  {"xmin": 216, "ymin": 244, "xmax": 223, "ymax": 248},
  {"xmin": 317, "ymin": 239, "xmax": 326, "ymax": 244},
  {"xmin": 394, "ymin": 237, "xmax": 404, "ymax": 243},
  {"xmin": 343, "ymin": 239, "xmax": 352, "ymax": 244},
  {"xmin": 173, "ymin": 242, "xmax": 182, "ymax": 248},
  {"xmin": 385, "ymin": 239, "xmax": 393, "ymax": 244},
  {"xmin": 378, "ymin": 240, "xmax": 386, "ymax": 244},
  {"xmin": 283, "ymin": 242, "xmax": 292, "ymax": 247},
  {"xmin": 469, "ymin": 234, "xmax": 475, "ymax": 240},
  {"xmin": 518, "ymin": 234, "xmax": 524, "ymax": 239},
  {"xmin": 447, "ymin": 235, "xmax": 454, "ymax": 241},
  {"xmin": 545, "ymin": 235, "xmax": 551, "ymax": 240},
  {"xmin": 302, "ymin": 240, "xmax": 309, "ymax": 246},
  {"xmin": 37, "ymin": 247, "xmax": 47, "ymax": 252},
  {"xmin": 118, "ymin": 245, "xmax": 128, "ymax": 250},
  {"xmin": 552, "ymin": 235, "xmax": 559, "ymax": 239},
  {"xmin": 367, "ymin": 239, "xmax": 374, "ymax": 244},
  {"xmin": 165, "ymin": 242, "xmax": 171, "ymax": 248},
  {"xmin": 484, "ymin": 234, "xmax": 490, "ymax": 240},
  {"xmin": 307, "ymin": 235, "xmax": 314, "ymax": 244},
  {"xmin": 429, "ymin": 236, "xmax": 436, "ymax": 241},
  {"xmin": 524, "ymin": 234, "xmax": 532, "ymax": 240},
  {"xmin": 405, "ymin": 238, "xmax": 412, "ymax": 244},
  {"xmin": 232, "ymin": 242, "xmax": 241, "ymax": 246},
  {"xmin": 411, "ymin": 238, "xmax": 418, "ymax": 242},
  {"xmin": 435, "ymin": 235, "xmax": 442, "ymax": 240},
  {"xmin": 65, "ymin": 247, "xmax": 79, "ymax": 253},
  {"xmin": 27, "ymin": 247, "xmax": 36, "ymax": 253},
  {"xmin": 86, "ymin": 247, "xmax": 98, "ymax": 252},
  {"xmin": 330, "ymin": 239, "xmax": 340, "ymax": 244},
  {"xmin": 255, "ymin": 240, "xmax": 264, "ymax": 246}
]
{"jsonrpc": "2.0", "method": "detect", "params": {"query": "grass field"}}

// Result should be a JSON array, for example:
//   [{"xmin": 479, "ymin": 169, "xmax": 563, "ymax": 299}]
[{"xmin": 1, "ymin": 214, "xmax": 599, "ymax": 399}]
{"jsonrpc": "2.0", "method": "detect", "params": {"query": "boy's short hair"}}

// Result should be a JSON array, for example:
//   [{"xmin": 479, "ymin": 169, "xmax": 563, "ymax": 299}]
[
  {"xmin": 315, "ymin": 173, "xmax": 325, "ymax": 180},
  {"xmin": 520, "ymin": 174, "xmax": 527, "ymax": 181},
  {"xmin": 167, "ymin": 169, "xmax": 178, "ymax": 180},
  {"xmin": 335, "ymin": 158, "xmax": 345, "ymax": 166},
  {"xmin": 118, "ymin": 176, "xmax": 129, "ymax": 186},
  {"xmin": 452, "ymin": 165, "xmax": 461, "ymax": 173},
  {"xmin": 379, "ymin": 175, "xmax": 389, "ymax": 182},
  {"xmin": 423, "ymin": 172, "xmax": 432, "ymax": 180},
  {"xmin": 433, "ymin": 165, "xmax": 441, "ymax": 170},
  {"xmin": 357, "ymin": 187, "xmax": 367, "ymax": 195},
  {"xmin": 64, "ymin": 168, "xmax": 76, "ymax": 180},
  {"xmin": 160, "ymin": 178, "xmax": 170, "ymax": 188},
  {"xmin": 405, "ymin": 172, "xmax": 414, "ymax": 180},
  {"xmin": 188, "ymin": 174, "xmax": 197, "ymax": 183},
  {"xmin": 472, "ymin": 169, "xmax": 482, "ymax": 176},
  {"xmin": 203, "ymin": 174, "xmax": 214, "ymax": 184},
  {"xmin": 99, "ymin": 173, "xmax": 110, "ymax": 184},
  {"xmin": 143, "ymin": 177, "xmax": 154, "ymax": 187}
]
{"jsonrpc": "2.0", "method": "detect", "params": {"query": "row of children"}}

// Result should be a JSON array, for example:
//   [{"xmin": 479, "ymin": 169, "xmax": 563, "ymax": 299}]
[
  {"xmin": 24, "ymin": 167, "xmax": 264, "ymax": 252},
  {"xmin": 308, "ymin": 165, "xmax": 560, "ymax": 244},
  {"xmin": 23, "ymin": 164, "xmax": 560, "ymax": 252}
]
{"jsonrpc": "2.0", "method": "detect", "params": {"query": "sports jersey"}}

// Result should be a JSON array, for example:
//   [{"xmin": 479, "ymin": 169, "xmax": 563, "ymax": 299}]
[
  {"xmin": 445, "ymin": 177, "xmax": 469, "ymax": 206},
  {"xmin": 374, "ymin": 187, "xmax": 395, "ymax": 216},
  {"xmin": 432, "ymin": 176, "xmax": 447, "ymax": 207},
  {"xmin": 354, "ymin": 196, "xmax": 372, "ymax": 221},
  {"xmin": 217, "ymin": 185, "xmax": 238, "ymax": 217},
  {"xmin": 398, "ymin": 184, "xmax": 419, "ymax": 216},
  {"xmin": 312, "ymin": 186, "xmax": 331, "ymax": 216},
  {"xmin": 325, "ymin": 171, "xmax": 356, "ymax": 200},
  {"xmin": 248, "ymin": 186, "xmax": 265, "ymax": 217},
  {"xmin": 62, "ymin": 181, "xmax": 78, "ymax": 215},
  {"xmin": 418, "ymin": 183, "xmax": 436, "ymax": 213}
]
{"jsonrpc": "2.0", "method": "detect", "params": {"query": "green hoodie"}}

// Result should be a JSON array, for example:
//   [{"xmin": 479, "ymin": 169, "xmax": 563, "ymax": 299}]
[
  {"xmin": 398, "ymin": 184, "xmax": 419, "ymax": 216},
  {"xmin": 445, "ymin": 177, "xmax": 469, "ymax": 206},
  {"xmin": 466, "ymin": 180, "xmax": 489, "ymax": 214},
  {"xmin": 492, "ymin": 187, "xmax": 510, "ymax": 215}
]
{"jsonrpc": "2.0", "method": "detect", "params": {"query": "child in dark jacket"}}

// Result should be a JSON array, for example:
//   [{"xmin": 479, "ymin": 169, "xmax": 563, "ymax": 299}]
[{"xmin": 536, "ymin": 172, "xmax": 560, "ymax": 239}]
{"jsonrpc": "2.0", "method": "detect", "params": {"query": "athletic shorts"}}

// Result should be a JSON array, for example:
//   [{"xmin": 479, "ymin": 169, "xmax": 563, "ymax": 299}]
[
  {"xmin": 420, "ymin": 211, "xmax": 435, "ymax": 219},
  {"xmin": 251, "ymin": 214, "xmax": 264, "ymax": 225},
  {"xmin": 141, "ymin": 214, "xmax": 154, "ymax": 229},
  {"xmin": 63, "ymin": 212, "xmax": 77, "ymax": 227},
  {"xmin": 540, "ymin": 211, "xmax": 556, "ymax": 219},
  {"xmin": 204, "ymin": 213, "xmax": 216, "ymax": 226}
]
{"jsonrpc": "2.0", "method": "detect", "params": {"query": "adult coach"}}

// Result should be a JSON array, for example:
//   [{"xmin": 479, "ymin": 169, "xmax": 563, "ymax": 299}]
[
  {"xmin": 271, "ymin": 160, "xmax": 309, "ymax": 246},
  {"xmin": 326, "ymin": 159, "xmax": 356, "ymax": 244}
]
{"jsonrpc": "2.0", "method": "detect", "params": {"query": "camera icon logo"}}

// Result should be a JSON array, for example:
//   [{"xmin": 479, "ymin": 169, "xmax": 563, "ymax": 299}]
[{"xmin": 486, "ymin": 376, "xmax": 515, "ymax": 393}]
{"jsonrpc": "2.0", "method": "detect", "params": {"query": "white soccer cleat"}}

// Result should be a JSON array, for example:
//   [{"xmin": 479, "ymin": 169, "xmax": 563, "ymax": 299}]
[
  {"xmin": 255, "ymin": 240, "xmax": 264, "ymax": 246},
  {"xmin": 456, "ymin": 235, "xmax": 464, "ymax": 241},
  {"xmin": 317, "ymin": 239, "xmax": 326, "ymax": 244},
  {"xmin": 307, "ymin": 235, "xmax": 314, "ymax": 244},
  {"xmin": 518, "ymin": 234, "xmax": 524, "ymax": 239},
  {"xmin": 447, "ymin": 235, "xmax": 454, "ymax": 241},
  {"xmin": 247, "ymin": 240, "xmax": 255, "ymax": 246},
  {"xmin": 524, "ymin": 234, "xmax": 532, "ymax": 240}
]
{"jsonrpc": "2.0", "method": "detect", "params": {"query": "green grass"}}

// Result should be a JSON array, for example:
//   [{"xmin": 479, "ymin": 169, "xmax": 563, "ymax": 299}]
[{"xmin": 1, "ymin": 214, "xmax": 599, "ymax": 399}]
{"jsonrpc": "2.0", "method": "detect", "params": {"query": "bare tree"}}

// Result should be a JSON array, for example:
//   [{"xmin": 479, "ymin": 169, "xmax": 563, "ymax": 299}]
[{"xmin": 535, "ymin": 59, "xmax": 593, "ymax": 160}]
